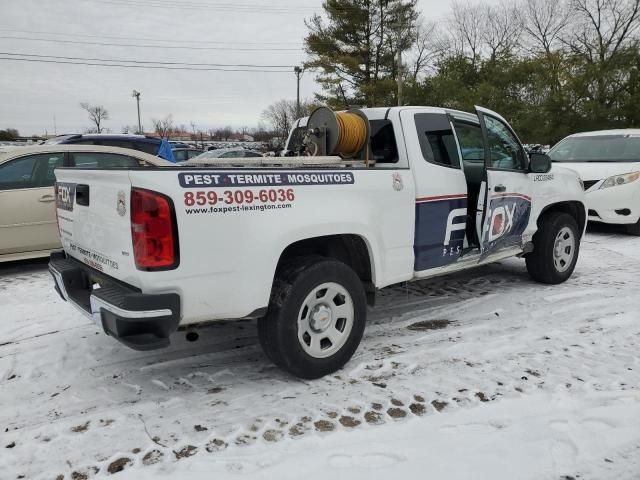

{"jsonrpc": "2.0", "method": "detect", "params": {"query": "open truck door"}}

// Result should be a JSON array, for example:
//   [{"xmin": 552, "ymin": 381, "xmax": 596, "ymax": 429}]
[{"xmin": 475, "ymin": 106, "xmax": 532, "ymax": 257}]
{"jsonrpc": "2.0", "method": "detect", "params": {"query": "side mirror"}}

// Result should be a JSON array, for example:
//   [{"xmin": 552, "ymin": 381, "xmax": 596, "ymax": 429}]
[{"xmin": 529, "ymin": 153, "xmax": 552, "ymax": 173}]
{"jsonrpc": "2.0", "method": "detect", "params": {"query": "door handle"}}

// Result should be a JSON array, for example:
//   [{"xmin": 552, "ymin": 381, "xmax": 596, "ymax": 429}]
[
  {"xmin": 494, "ymin": 185, "xmax": 507, "ymax": 193},
  {"xmin": 39, "ymin": 194, "xmax": 55, "ymax": 203}
]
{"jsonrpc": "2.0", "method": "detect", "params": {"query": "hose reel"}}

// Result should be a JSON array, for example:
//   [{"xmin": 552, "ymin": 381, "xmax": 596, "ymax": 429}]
[{"xmin": 304, "ymin": 107, "xmax": 370, "ymax": 159}]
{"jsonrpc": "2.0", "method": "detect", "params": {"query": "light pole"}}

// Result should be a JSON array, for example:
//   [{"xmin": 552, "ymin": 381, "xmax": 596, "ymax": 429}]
[
  {"xmin": 132, "ymin": 90, "xmax": 142, "ymax": 134},
  {"xmin": 294, "ymin": 66, "xmax": 303, "ymax": 118}
]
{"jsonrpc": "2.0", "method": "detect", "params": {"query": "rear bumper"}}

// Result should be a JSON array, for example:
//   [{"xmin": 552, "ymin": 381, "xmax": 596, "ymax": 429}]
[{"xmin": 49, "ymin": 251, "xmax": 180, "ymax": 351}]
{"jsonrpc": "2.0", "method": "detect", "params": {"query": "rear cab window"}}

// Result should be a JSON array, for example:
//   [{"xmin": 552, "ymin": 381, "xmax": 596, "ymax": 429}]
[{"xmin": 370, "ymin": 120, "xmax": 399, "ymax": 164}]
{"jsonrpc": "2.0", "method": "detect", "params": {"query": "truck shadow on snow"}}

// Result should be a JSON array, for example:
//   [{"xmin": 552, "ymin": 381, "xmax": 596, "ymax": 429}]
[{"xmin": 144, "ymin": 258, "xmax": 535, "ymax": 374}]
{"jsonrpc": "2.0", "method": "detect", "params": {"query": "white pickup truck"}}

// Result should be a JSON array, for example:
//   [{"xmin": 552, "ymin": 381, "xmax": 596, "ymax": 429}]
[{"xmin": 49, "ymin": 106, "xmax": 586, "ymax": 379}]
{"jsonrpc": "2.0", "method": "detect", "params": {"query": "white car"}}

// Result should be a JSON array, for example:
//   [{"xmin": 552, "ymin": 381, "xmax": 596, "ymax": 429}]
[
  {"xmin": 548, "ymin": 130, "xmax": 640, "ymax": 235},
  {"xmin": 0, "ymin": 145, "xmax": 173, "ymax": 262}
]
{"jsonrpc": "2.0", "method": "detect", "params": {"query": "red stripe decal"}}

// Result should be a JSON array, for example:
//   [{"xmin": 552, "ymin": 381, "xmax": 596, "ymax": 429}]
[
  {"xmin": 491, "ymin": 192, "xmax": 532, "ymax": 201},
  {"xmin": 415, "ymin": 194, "xmax": 467, "ymax": 203}
]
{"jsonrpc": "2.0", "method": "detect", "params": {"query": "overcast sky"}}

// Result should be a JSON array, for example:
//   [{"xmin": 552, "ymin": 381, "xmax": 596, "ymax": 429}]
[{"xmin": 1, "ymin": 0, "xmax": 474, "ymax": 136}]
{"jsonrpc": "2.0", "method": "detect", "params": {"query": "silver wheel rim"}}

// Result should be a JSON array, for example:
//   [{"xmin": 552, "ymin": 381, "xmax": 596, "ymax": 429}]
[
  {"xmin": 553, "ymin": 226, "xmax": 576, "ymax": 273},
  {"xmin": 297, "ymin": 282, "xmax": 354, "ymax": 359}
]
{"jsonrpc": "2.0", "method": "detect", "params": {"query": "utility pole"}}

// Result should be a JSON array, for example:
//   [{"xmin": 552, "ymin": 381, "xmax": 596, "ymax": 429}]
[
  {"xmin": 132, "ymin": 90, "xmax": 142, "ymax": 134},
  {"xmin": 396, "ymin": 29, "xmax": 403, "ymax": 106},
  {"xmin": 294, "ymin": 66, "xmax": 303, "ymax": 118}
]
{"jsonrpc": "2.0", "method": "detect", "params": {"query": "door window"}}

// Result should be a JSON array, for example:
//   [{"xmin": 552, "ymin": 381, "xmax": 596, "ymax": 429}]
[
  {"xmin": 452, "ymin": 122, "xmax": 485, "ymax": 162},
  {"xmin": 43, "ymin": 154, "xmax": 65, "ymax": 185},
  {"xmin": 484, "ymin": 116, "xmax": 527, "ymax": 170},
  {"xmin": 0, "ymin": 153, "xmax": 64, "ymax": 190},
  {"xmin": 70, "ymin": 152, "xmax": 141, "ymax": 168},
  {"xmin": 0, "ymin": 156, "xmax": 39, "ymax": 190}
]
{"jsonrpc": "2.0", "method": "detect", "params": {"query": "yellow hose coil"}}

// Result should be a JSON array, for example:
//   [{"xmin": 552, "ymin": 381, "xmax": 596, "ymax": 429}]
[{"xmin": 335, "ymin": 111, "xmax": 367, "ymax": 158}]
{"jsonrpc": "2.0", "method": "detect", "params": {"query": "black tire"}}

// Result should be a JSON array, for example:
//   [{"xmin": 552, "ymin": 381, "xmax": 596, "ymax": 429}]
[
  {"xmin": 627, "ymin": 219, "xmax": 640, "ymax": 236},
  {"xmin": 258, "ymin": 256, "xmax": 366, "ymax": 379},
  {"xmin": 525, "ymin": 212, "xmax": 580, "ymax": 284}
]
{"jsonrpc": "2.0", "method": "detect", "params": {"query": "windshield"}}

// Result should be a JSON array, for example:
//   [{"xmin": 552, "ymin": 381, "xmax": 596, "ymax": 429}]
[{"xmin": 549, "ymin": 134, "xmax": 640, "ymax": 162}]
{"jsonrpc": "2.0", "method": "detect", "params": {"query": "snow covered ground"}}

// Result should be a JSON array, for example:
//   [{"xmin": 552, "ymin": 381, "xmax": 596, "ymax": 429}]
[{"xmin": 1, "ymin": 226, "xmax": 639, "ymax": 480}]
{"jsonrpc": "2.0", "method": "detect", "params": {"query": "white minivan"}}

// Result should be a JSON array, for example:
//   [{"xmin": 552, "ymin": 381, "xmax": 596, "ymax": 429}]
[{"xmin": 548, "ymin": 130, "xmax": 640, "ymax": 235}]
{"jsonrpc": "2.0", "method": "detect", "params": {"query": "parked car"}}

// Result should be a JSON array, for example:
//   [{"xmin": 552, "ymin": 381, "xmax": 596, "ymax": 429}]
[
  {"xmin": 172, "ymin": 148, "xmax": 204, "ymax": 163},
  {"xmin": 549, "ymin": 129, "xmax": 640, "ymax": 235},
  {"xmin": 49, "ymin": 105, "xmax": 586, "ymax": 379},
  {"xmin": 190, "ymin": 148, "xmax": 263, "ymax": 161},
  {"xmin": 45, "ymin": 134, "xmax": 176, "ymax": 162},
  {"xmin": 0, "ymin": 145, "xmax": 172, "ymax": 262}
]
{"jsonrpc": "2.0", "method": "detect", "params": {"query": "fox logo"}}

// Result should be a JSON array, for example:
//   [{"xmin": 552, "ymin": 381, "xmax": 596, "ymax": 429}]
[
  {"xmin": 485, "ymin": 204, "xmax": 516, "ymax": 242},
  {"xmin": 57, "ymin": 185, "xmax": 72, "ymax": 204},
  {"xmin": 444, "ymin": 208, "xmax": 468, "ymax": 246},
  {"xmin": 55, "ymin": 183, "xmax": 75, "ymax": 212}
]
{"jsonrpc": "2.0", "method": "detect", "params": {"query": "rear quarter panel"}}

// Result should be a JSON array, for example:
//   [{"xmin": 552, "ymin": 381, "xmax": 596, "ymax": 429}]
[{"xmin": 128, "ymin": 168, "xmax": 415, "ymax": 325}]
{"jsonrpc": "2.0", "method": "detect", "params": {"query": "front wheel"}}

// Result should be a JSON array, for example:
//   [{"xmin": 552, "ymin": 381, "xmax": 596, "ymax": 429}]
[
  {"xmin": 258, "ymin": 256, "xmax": 366, "ymax": 379},
  {"xmin": 525, "ymin": 212, "xmax": 580, "ymax": 284}
]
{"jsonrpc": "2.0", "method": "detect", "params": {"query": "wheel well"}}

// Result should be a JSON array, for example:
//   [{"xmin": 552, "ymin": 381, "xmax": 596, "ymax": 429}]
[
  {"xmin": 276, "ymin": 234, "xmax": 375, "ymax": 303},
  {"xmin": 539, "ymin": 201, "xmax": 586, "ymax": 237}
]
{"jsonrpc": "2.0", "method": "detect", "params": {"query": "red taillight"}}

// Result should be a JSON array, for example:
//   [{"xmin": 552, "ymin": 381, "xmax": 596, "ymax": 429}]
[{"xmin": 131, "ymin": 188, "xmax": 178, "ymax": 270}]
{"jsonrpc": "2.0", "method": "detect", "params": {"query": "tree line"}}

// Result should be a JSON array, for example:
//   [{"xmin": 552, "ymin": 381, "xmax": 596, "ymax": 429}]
[{"xmin": 304, "ymin": 0, "xmax": 640, "ymax": 144}]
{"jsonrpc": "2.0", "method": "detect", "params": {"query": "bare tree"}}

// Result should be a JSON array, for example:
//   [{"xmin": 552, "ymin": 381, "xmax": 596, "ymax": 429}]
[
  {"xmin": 482, "ymin": 1, "xmax": 523, "ymax": 60},
  {"xmin": 520, "ymin": 0, "xmax": 571, "ymax": 54},
  {"xmin": 80, "ymin": 102, "xmax": 109, "ymax": 134},
  {"xmin": 565, "ymin": 0, "xmax": 640, "ymax": 61},
  {"xmin": 564, "ymin": 0, "xmax": 640, "ymax": 112},
  {"xmin": 261, "ymin": 99, "xmax": 300, "ymax": 141},
  {"xmin": 152, "ymin": 114, "xmax": 174, "ymax": 138},
  {"xmin": 408, "ymin": 19, "xmax": 446, "ymax": 80},
  {"xmin": 121, "ymin": 125, "xmax": 138, "ymax": 134},
  {"xmin": 449, "ymin": 1, "xmax": 485, "ymax": 64},
  {"xmin": 221, "ymin": 125, "xmax": 233, "ymax": 141}
]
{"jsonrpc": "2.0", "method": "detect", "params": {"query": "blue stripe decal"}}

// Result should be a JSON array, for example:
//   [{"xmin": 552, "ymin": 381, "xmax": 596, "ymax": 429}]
[
  {"xmin": 414, "ymin": 197, "xmax": 468, "ymax": 271},
  {"xmin": 481, "ymin": 195, "xmax": 531, "ymax": 256}
]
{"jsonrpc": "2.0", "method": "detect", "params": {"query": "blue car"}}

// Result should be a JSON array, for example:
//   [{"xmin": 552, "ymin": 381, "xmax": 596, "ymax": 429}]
[{"xmin": 45, "ymin": 134, "xmax": 176, "ymax": 162}]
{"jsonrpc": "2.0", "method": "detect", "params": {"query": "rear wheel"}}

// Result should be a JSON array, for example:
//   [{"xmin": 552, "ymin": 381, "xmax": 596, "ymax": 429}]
[
  {"xmin": 526, "ymin": 212, "xmax": 580, "ymax": 284},
  {"xmin": 627, "ymin": 219, "xmax": 640, "ymax": 236},
  {"xmin": 258, "ymin": 256, "xmax": 366, "ymax": 379}
]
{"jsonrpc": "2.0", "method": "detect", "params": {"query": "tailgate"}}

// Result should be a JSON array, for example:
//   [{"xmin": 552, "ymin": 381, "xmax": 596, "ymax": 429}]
[{"xmin": 54, "ymin": 168, "xmax": 140, "ymax": 287}]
